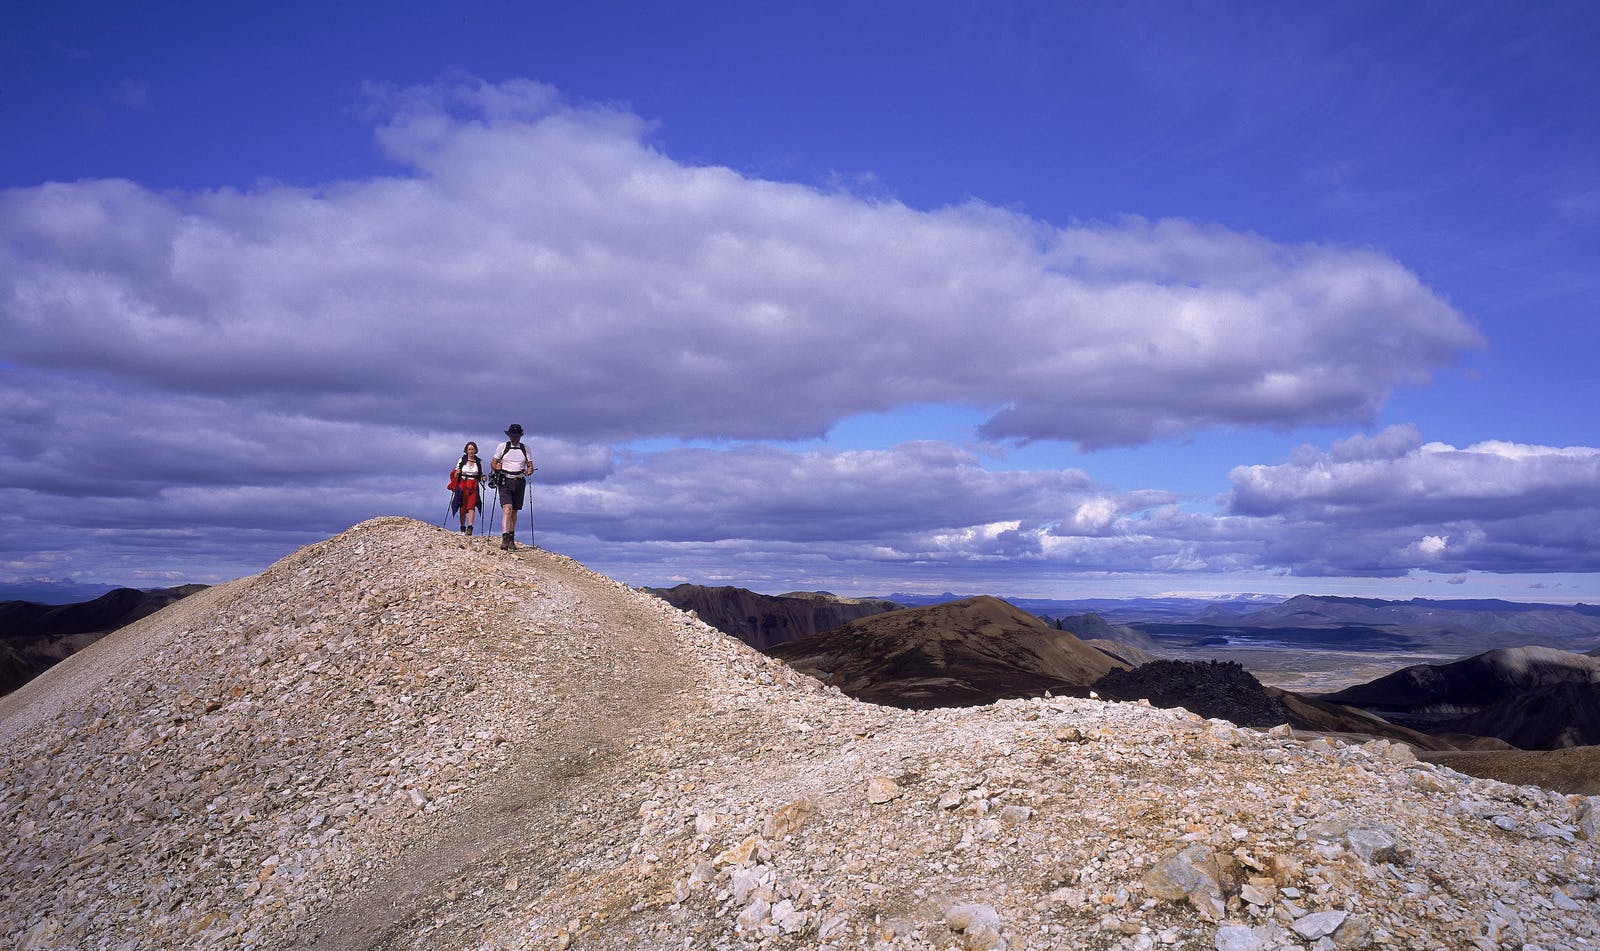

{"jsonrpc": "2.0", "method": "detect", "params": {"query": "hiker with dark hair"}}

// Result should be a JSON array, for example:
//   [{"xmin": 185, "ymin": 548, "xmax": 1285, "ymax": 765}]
[
  {"xmin": 449, "ymin": 441, "xmax": 485, "ymax": 535},
  {"xmin": 491, "ymin": 424, "xmax": 535, "ymax": 550}
]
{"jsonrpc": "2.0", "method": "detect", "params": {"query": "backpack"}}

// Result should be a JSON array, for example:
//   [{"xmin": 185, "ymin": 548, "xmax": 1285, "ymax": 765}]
[{"xmin": 498, "ymin": 442, "xmax": 529, "ymax": 473}]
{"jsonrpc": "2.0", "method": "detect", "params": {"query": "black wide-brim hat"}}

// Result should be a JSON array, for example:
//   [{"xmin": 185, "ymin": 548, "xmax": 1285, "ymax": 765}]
[{"xmin": 506, "ymin": 423, "xmax": 524, "ymax": 437}]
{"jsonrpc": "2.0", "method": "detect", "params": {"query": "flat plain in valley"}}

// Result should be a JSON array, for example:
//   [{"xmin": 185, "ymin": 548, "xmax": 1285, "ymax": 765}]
[{"xmin": 1146, "ymin": 642, "xmax": 1466, "ymax": 695}]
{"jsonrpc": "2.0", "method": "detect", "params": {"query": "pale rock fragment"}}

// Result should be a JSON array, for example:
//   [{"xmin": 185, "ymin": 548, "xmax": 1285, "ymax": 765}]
[
  {"xmin": 1143, "ymin": 844, "xmax": 1226, "ymax": 922},
  {"xmin": 771, "ymin": 899, "xmax": 808, "ymax": 934},
  {"xmin": 730, "ymin": 865, "xmax": 767, "ymax": 904},
  {"xmin": 1345, "ymin": 828, "xmax": 1407, "ymax": 865},
  {"xmin": 1578, "ymin": 797, "xmax": 1600, "ymax": 841},
  {"xmin": 1292, "ymin": 909, "xmax": 1348, "ymax": 940},
  {"xmin": 761, "ymin": 798, "xmax": 817, "ymax": 839},
  {"xmin": 946, "ymin": 902, "xmax": 1006, "ymax": 950},
  {"xmin": 1331, "ymin": 913, "xmax": 1373, "ymax": 948},
  {"xmin": 867, "ymin": 776, "xmax": 904, "ymax": 804},
  {"xmin": 735, "ymin": 897, "xmax": 769, "ymax": 930},
  {"xmin": 1213, "ymin": 924, "xmax": 1265, "ymax": 951},
  {"xmin": 714, "ymin": 835, "xmax": 762, "ymax": 867},
  {"xmin": 1382, "ymin": 743, "xmax": 1416, "ymax": 764}
]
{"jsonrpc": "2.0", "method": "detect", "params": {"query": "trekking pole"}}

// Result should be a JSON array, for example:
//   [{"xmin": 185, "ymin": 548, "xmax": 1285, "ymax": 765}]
[
  {"xmin": 497, "ymin": 476, "xmax": 506, "ymax": 537},
  {"xmin": 491, "ymin": 478, "xmax": 502, "ymax": 537},
  {"xmin": 526, "ymin": 468, "xmax": 538, "ymax": 548}
]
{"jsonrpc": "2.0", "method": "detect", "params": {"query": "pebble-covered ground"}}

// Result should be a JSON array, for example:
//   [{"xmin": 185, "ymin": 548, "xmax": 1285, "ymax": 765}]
[{"xmin": 1, "ymin": 517, "xmax": 1596, "ymax": 950}]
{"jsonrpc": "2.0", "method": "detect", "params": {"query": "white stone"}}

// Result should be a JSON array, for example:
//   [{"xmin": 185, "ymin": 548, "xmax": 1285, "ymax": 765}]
[
  {"xmin": 1214, "ymin": 924, "xmax": 1265, "ymax": 951},
  {"xmin": 1292, "ymin": 910, "xmax": 1349, "ymax": 940}
]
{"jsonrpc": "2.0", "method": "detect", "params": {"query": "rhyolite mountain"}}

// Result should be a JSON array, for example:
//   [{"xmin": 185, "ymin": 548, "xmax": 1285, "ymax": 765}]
[
  {"xmin": 0, "ymin": 584, "xmax": 208, "ymax": 695},
  {"xmin": 3, "ymin": 518, "xmax": 1598, "ymax": 949},
  {"xmin": 643, "ymin": 584, "xmax": 900, "ymax": 650},
  {"xmin": 1320, "ymin": 645, "xmax": 1600, "ymax": 749},
  {"xmin": 765, "ymin": 595, "xmax": 1129, "ymax": 708}
]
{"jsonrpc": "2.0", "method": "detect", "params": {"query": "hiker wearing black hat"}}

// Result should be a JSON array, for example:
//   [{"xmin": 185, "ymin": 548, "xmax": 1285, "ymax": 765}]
[{"xmin": 491, "ymin": 424, "xmax": 535, "ymax": 550}]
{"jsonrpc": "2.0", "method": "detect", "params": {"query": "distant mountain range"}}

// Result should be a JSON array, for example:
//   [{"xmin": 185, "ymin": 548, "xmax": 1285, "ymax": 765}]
[
  {"xmin": 1206, "ymin": 594, "xmax": 1600, "ymax": 653},
  {"xmin": 879, "ymin": 592, "xmax": 1285, "ymax": 623},
  {"xmin": 0, "ymin": 585, "xmax": 208, "ymax": 695},
  {"xmin": 1050, "ymin": 594, "xmax": 1600, "ymax": 659},
  {"xmin": 880, "ymin": 591, "xmax": 1600, "ymax": 647}
]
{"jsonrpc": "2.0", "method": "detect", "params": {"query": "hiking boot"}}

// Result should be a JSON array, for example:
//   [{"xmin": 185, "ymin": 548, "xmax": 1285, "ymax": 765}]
[
  {"xmin": 500, "ymin": 532, "xmax": 512, "ymax": 551},
  {"xmin": 465, "ymin": 526, "xmax": 474, "ymax": 536}
]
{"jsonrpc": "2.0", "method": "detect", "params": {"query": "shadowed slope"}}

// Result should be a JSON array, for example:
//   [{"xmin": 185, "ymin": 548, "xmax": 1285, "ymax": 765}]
[
  {"xmin": 1321, "ymin": 645, "xmax": 1600, "ymax": 748},
  {"xmin": 0, "ymin": 584, "xmax": 207, "ymax": 695}
]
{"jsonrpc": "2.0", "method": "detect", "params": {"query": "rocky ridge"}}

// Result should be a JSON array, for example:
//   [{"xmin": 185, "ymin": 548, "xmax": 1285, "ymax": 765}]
[
  {"xmin": 0, "ymin": 517, "xmax": 1596, "ymax": 950},
  {"xmin": 643, "ymin": 583, "xmax": 900, "ymax": 650}
]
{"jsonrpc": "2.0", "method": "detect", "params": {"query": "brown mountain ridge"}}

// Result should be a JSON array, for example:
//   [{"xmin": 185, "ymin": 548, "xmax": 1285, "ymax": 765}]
[
  {"xmin": 643, "ymin": 583, "xmax": 899, "ymax": 650},
  {"xmin": 765, "ymin": 595, "xmax": 1128, "ymax": 708}
]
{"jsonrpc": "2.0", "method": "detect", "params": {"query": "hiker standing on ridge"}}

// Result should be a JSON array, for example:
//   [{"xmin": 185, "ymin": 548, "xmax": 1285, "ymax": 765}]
[
  {"xmin": 491, "ymin": 423, "xmax": 535, "ymax": 550},
  {"xmin": 449, "ymin": 441, "xmax": 485, "ymax": 535}
]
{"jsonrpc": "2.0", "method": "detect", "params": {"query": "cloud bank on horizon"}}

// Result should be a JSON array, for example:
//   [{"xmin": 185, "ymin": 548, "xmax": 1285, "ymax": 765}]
[{"xmin": 3, "ymin": 6, "xmax": 1598, "ymax": 602}]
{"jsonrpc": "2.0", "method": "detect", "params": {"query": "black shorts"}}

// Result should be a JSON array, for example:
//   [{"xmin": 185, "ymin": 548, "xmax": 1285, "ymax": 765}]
[{"xmin": 498, "ymin": 477, "xmax": 526, "ymax": 510}]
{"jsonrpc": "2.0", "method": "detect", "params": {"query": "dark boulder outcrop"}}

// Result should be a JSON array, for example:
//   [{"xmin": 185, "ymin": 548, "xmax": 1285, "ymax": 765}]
[
  {"xmin": 767, "ymin": 595, "xmax": 1128, "ymax": 709},
  {"xmin": 644, "ymin": 584, "xmax": 899, "ymax": 650},
  {"xmin": 1091, "ymin": 660, "xmax": 1291, "ymax": 729}
]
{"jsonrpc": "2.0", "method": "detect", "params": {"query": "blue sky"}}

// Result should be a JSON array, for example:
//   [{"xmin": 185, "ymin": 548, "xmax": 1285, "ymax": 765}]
[{"xmin": 3, "ymin": 1, "xmax": 1599, "ymax": 601}]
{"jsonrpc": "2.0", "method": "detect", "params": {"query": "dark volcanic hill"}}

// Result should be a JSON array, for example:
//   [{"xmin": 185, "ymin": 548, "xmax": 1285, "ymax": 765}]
[
  {"xmin": 643, "ymin": 584, "xmax": 900, "ymax": 650},
  {"xmin": 0, "ymin": 585, "xmax": 208, "ymax": 695},
  {"xmin": 766, "ymin": 595, "xmax": 1127, "ymax": 709},
  {"xmin": 1320, "ymin": 645, "xmax": 1600, "ymax": 749},
  {"xmin": 1092, "ymin": 660, "xmax": 1291, "ymax": 728}
]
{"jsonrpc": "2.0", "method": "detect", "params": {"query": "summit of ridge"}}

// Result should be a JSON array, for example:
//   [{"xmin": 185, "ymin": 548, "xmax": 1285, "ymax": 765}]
[{"xmin": 2, "ymin": 517, "xmax": 1597, "ymax": 949}]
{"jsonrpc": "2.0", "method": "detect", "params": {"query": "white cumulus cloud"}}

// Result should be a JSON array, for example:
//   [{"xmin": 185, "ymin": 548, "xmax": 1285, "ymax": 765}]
[{"xmin": 3, "ymin": 78, "xmax": 1479, "ymax": 454}]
